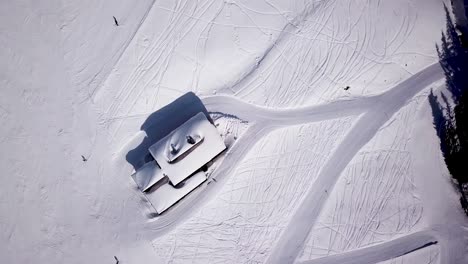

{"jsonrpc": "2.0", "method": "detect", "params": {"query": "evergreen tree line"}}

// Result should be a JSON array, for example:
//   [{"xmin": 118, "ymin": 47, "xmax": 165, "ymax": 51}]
[{"xmin": 429, "ymin": 5, "xmax": 468, "ymax": 215}]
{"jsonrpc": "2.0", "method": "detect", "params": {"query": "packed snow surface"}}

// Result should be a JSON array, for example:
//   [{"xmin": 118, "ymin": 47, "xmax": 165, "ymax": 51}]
[{"xmin": 1, "ymin": 0, "xmax": 468, "ymax": 263}]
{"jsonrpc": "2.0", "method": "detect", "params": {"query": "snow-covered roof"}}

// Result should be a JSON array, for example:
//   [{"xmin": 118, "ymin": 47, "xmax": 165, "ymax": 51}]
[
  {"xmin": 145, "ymin": 171, "xmax": 207, "ymax": 214},
  {"xmin": 131, "ymin": 161, "xmax": 164, "ymax": 192},
  {"xmin": 131, "ymin": 162, "xmax": 208, "ymax": 214},
  {"xmin": 131, "ymin": 112, "xmax": 226, "ymax": 214},
  {"xmin": 149, "ymin": 112, "xmax": 226, "ymax": 186}
]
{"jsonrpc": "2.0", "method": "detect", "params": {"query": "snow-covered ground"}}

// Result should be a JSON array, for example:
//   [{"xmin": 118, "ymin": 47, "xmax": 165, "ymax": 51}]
[{"xmin": 1, "ymin": 0, "xmax": 467, "ymax": 263}]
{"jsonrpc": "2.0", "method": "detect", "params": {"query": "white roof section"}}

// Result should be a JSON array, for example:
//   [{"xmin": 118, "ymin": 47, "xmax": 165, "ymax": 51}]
[
  {"xmin": 145, "ymin": 171, "xmax": 207, "ymax": 214},
  {"xmin": 149, "ymin": 112, "xmax": 226, "ymax": 186},
  {"xmin": 131, "ymin": 161, "xmax": 165, "ymax": 192}
]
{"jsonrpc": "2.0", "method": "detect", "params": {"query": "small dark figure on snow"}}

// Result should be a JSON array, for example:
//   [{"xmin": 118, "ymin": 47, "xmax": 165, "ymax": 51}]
[
  {"xmin": 81, "ymin": 155, "xmax": 87, "ymax": 162},
  {"xmin": 344, "ymin": 86, "xmax": 350, "ymax": 91},
  {"xmin": 114, "ymin": 255, "xmax": 119, "ymax": 264},
  {"xmin": 113, "ymin": 16, "xmax": 119, "ymax": 26}
]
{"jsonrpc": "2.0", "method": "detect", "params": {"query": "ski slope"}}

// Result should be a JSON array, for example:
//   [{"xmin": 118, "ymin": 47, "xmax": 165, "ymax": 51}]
[{"xmin": 1, "ymin": 0, "xmax": 468, "ymax": 263}]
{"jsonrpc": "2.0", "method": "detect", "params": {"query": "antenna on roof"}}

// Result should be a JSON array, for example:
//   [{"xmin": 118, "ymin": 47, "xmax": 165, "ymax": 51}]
[{"xmin": 170, "ymin": 143, "xmax": 177, "ymax": 154}]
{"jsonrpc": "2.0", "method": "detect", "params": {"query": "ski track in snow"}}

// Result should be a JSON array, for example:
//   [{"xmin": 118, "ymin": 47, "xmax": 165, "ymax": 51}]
[
  {"xmin": 265, "ymin": 63, "xmax": 444, "ymax": 263},
  {"xmin": 137, "ymin": 63, "xmax": 446, "ymax": 263},
  {"xmin": 145, "ymin": 63, "xmax": 442, "ymax": 232},
  {"xmin": 297, "ymin": 99, "xmax": 425, "ymax": 261},
  {"xmin": 297, "ymin": 230, "xmax": 438, "ymax": 264},
  {"xmin": 2, "ymin": 0, "xmax": 458, "ymax": 263},
  {"xmin": 86, "ymin": 1, "xmax": 458, "ymax": 262}
]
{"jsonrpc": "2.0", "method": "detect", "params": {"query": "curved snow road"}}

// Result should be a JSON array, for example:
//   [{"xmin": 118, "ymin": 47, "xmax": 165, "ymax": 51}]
[
  {"xmin": 266, "ymin": 63, "xmax": 444, "ymax": 264},
  {"xmin": 144, "ymin": 63, "xmax": 445, "ymax": 263},
  {"xmin": 202, "ymin": 62, "xmax": 443, "ymax": 126},
  {"xmin": 297, "ymin": 230, "xmax": 438, "ymax": 264},
  {"xmin": 203, "ymin": 94, "xmax": 374, "ymax": 125}
]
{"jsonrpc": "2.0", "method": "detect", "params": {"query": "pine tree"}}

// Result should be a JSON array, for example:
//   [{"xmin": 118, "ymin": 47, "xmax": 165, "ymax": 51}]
[{"xmin": 430, "ymin": 4, "xmax": 468, "ymax": 215}]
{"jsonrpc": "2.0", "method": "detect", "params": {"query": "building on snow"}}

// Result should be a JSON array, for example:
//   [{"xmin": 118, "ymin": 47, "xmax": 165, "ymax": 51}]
[{"xmin": 131, "ymin": 112, "xmax": 226, "ymax": 214}]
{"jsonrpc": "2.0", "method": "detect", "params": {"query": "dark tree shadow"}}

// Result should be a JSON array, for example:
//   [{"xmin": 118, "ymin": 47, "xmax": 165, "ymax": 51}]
[
  {"xmin": 430, "ymin": 4, "xmax": 468, "ymax": 215},
  {"xmin": 126, "ymin": 92, "xmax": 211, "ymax": 171}
]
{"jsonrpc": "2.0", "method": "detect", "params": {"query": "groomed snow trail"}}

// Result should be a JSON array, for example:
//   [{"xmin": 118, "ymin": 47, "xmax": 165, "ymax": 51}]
[
  {"xmin": 297, "ymin": 230, "xmax": 437, "ymax": 264},
  {"xmin": 3, "ymin": 1, "xmax": 467, "ymax": 263},
  {"xmin": 143, "ymin": 63, "xmax": 447, "ymax": 263},
  {"xmin": 266, "ymin": 63, "xmax": 444, "ymax": 264}
]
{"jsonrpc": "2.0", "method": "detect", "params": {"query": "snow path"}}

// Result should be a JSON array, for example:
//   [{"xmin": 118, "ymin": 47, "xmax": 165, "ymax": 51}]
[
  {"xmin": 266, "ymin": 63, "xmax": 443, "ymax": 263},
  {"xmin": 297, "ymin": 230, "xmax": 437, "ymax": 264},
  {"xmin": 2, "ymin": 1, "xmax": 463, "ymax": 263},
  {"xmin": 202, "ymin": 63, "xmax": 443, "ymax": 126},
  {"xmin": 144, "ymin": 62, "xmax": 444, "ymax": 259}
]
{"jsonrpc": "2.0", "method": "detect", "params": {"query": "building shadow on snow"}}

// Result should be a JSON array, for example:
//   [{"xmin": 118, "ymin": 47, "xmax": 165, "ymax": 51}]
[{"xmin": 126, "ymin": 92, "xmax": 211, "ymax": 171}]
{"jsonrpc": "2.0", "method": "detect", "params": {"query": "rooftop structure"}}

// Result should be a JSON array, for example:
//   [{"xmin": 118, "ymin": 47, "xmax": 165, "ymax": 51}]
[{"xmin": 131, "ymin": 112, "xmax": 226, "ymax": 214}]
